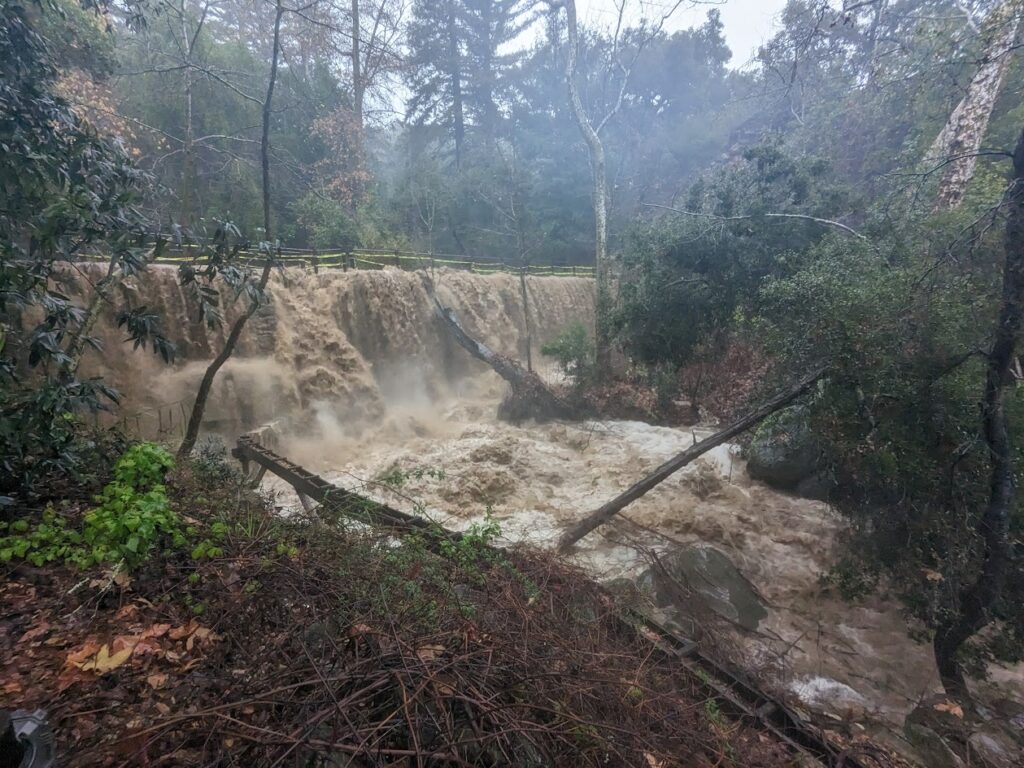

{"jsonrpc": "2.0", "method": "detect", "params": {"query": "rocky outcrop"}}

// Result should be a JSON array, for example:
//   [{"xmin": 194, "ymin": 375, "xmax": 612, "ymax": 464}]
[{"xmin": 634, "ymin": 544, "xmax": 768, "ymax": 633}]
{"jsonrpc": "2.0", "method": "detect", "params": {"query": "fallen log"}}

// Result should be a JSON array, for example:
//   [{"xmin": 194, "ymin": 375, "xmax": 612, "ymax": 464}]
[
  {"xmin": 558, "ymin": 366, "xmax": 827, "ymax": 551},
  {"xmin": 433, "ymin": 296, "xmax": 576, "ymax": 423}
]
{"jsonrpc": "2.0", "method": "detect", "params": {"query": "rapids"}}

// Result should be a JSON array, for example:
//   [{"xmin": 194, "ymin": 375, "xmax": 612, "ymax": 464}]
[
  {"xmin": 84, "ymin": 263, "xmax": 1023, "ymax": 738},
  {"xmin": 275, "ymin": 399, "xmax": 1024, "ymax": 732},
  {"xmin": 82, "ymin": 264, "xmax": 593, "ymax": 435}
]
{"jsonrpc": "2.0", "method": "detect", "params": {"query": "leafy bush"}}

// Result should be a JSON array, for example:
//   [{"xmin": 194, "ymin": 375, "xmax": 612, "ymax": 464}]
[
  {"xmin": 541, "ymin": 322, "xmax": 594, "ymax": 386},
  {"xmin": 757, "ymin": 217, "xmax": 1024, "ymax": 669},
  {"xmin": 0, "ymin": 2, "xmax": 168, "ymax": 503},
  {"xmin": 613, "ymin": 145, "xmax": 853, "ymax": 370},
  {"xmin": 0, "ymin": 443, "xmax": 183, "ymax": 569}
]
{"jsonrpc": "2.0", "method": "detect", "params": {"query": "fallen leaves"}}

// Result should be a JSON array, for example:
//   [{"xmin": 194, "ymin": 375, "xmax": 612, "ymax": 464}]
[
  {"xmin": 933, "ymin": 700, "xmax": 964, "ymax": 718},
  {"xmin": 146, "ymin": 673, "xmax": 168, "ymax": 690},
  {"xmin": 415, "ymin": 644, "xmax": 445, "ymax": 662},
  {"xmin": 18, "ymin": 621, "xmax": 52, "ymax": 644},
  {"xmin": 60, "ymin": 620, "xmax": 220, "ymax": 689},
  {"xmin": 77, "ymin": 644, "xmax": 133, "ymax": 673}
]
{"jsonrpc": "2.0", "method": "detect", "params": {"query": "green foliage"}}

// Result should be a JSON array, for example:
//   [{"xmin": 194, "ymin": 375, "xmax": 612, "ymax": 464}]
[
  {"xmin": 541, "ymin": 322, "xmax": 594, "ymax": 386},
  {"xmin": 438, "ymin": 512, "xmax": 503, "ymax": 578},
  {"xmin": 0, "ymin": 443, "xmax": 181, "ymax": 568},
  {"xmin": 79, "ymin": 442, "xmax": 182, "ymax": 567},
  {"xmin": 614, "ymin": 145, "xmax": 854, "ymax": 370},
  {"xmin": 756, "ymin": 208, "xmax": 1024, "ymax": 667},
  {"xmin": 376, "ymin": 465, "xmax": 446, "ymax": 488},
  {"xmin": 292, "ymin": 193, "xmax": 361, "ymax": 252},
  {"xmin": 0, "ymin": 1, "xmax": 169, "ymax": 503}
]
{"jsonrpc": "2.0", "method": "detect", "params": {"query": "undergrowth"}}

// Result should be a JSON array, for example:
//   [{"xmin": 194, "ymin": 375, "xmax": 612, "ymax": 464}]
[
  {"xmin": 1, "ymin": 442, "xmax": 803, "ymax": 767},
  {"xmin": 0, "ymin": 443, "xmax": 182, "ymax": 568}
]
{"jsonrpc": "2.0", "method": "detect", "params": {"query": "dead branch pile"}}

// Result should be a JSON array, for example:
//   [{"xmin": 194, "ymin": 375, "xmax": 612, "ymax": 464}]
[{"xmin": 1, "ymin": 460, "xmax": 802, "ymax": 768}]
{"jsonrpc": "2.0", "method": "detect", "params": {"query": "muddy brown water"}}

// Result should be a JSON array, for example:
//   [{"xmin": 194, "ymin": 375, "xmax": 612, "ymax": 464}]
[{"xmin": 85, "ymin": 264, "xmax": 1023, "ymax": 741}]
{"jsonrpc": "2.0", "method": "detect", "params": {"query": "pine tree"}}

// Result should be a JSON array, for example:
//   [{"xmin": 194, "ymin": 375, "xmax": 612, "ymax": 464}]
[{"xmin": 406, "ymin": 0, "xmax": 536, "ymax": 165}]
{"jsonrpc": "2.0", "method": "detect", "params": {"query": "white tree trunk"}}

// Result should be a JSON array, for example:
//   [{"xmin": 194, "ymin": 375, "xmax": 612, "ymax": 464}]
[
  {"xmin": 563, "ymin": 0, "xmax": 611, "ymax": 374},
  {"xmin": 928, "ymin": 0, "xmax": 1022, "ymax": 210}
]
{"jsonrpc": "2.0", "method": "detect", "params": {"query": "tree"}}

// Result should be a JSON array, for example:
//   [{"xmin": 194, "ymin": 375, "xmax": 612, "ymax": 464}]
[
  {"xmin": 0, "ymin": 0, "xmax": 170, "ymax": 504},
  {"xmin": 406, "ymin": 0, "xmax": 536, "ymax": 167},
  {"xmin": 931, "ymin": 127, "xmax": 1024, "ymax": 701},
  {"xmin": 177, "ymin": 0, "xmax": 284, "ymax": 459},
  {"xmin": 927, "ymin": 0, "xmax": 1023, "ymax": 210},
  {"xmin": 553, "ymin": 0, "xmax": 686, "ymax": 377},
  {"xmin": 406, "ymin": 0, "xmax": 468, "ymax": 167}
]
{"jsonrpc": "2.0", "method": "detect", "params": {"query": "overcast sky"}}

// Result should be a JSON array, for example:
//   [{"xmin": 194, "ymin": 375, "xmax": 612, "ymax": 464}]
[{"xmin": 575, "ymin": 0, "xmax": 790, "ymax": 68}]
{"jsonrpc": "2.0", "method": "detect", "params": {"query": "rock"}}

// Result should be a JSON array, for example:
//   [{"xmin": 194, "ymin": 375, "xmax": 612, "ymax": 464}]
[
  {"xmin": 904, "ymin": 722, "xmax": 966, "ymax": 768},
  {"xmin": 790, "ymin": 676, "xmax": 868, "ymax": 719},
  {"xmin": 746, "ymin": 405, "xmax": 831, "ymax": 498},
  {"xmin": 635, "ymin": 544, "xmax": 767, "ymax": 631},
  {"xmin": 969, "ymin": 730, "xmax": 1020, "ymax": 768},
  {"xmin": 795, "ymin": 470, "xmax": 834, "ymax": 501}
]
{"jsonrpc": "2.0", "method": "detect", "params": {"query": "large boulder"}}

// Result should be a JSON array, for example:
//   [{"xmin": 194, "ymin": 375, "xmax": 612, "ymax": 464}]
[
  {"xmin": 634, "ymin": 544, "xmax": 768, "ymax": 632},
  {"xmin": 746, "ymin": 405, "xmax": 830, "ymax": 498}
]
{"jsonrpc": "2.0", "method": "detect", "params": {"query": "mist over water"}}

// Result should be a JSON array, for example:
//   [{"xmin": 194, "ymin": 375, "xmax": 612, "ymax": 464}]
[
  {"xmin": 84, "ymin": 262, "xmax": 1023, "ymax": 732},
  {"xmin": 83, "ymin": 264, "xmax": 594, "ymax": 441}
]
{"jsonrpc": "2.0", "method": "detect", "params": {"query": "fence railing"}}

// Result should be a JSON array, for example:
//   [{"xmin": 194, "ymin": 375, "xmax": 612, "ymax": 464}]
[{"xmin": 86, "ymin": 240, "xmax": 595, "ymax": 278}]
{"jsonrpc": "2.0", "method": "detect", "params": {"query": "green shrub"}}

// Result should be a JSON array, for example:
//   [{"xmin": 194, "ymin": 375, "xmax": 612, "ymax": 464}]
[
  {"xmin": 0, "ymin": 442, "xmax": 183, "ymax": 569},
  {"xmin": 541, "ymin": 322, "xmax": 594, "ymax": 386}
]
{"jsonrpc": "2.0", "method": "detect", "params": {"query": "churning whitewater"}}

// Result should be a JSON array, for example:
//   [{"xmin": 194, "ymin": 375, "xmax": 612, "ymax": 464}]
[{"xmin": 85, "ymin": 264, "xmax": 1022, "ymax": 732}]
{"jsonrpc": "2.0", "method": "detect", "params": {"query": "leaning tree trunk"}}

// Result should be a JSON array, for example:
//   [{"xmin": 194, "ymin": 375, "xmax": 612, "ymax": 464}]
[
  {"xmin": 932, "ymin": 128, "xmax": 1024, "ymax": 703},
  {"xmin": 558, "ymin": 367, "xmax": 827, "ymax": 551},
  {"xmin": 927, "ymin": 0, "xmax": 1021, "ymax": 211},
  {"xmin": 64, "ymin": 255, "xmax": 124, "ymax": 378},
  {"xmin": 178, "ymin": 0, "xmax": 283, "ymax": 459},
  {"xmin": 433, "ymin": 297, "xmax": 574, "ymax": 423}
]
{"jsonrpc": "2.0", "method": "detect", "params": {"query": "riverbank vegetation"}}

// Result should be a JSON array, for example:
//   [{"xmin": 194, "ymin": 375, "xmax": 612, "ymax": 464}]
[
  {"xmin": 2, "ymin": 0, "xmax": 1024, "ymax": 763},
  {"xmin": 4, "ymin": 443, "xmax": 807, "ymax": 767}
]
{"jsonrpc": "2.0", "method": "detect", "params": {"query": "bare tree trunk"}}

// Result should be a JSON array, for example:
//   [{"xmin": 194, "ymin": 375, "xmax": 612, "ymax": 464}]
[
  {"xmin": 434, "ymin": 296, "xmax": 573, "ymax": 422},
  {"xmin": 178, "ymin": 0, "xmax": 210, "ymax": 227},
  {"xmin": 558, "ymin": 367, "xmax": 827, "ymax": 551},
  {"xmin": 178, "ymin": 0, "xmax": 283, "ymax": 459},
  {"xmin": 447, "ymin": 1, "xmax": 465, "ymax": 170},
  {"xmin": 181, "ymin": 34, "xmax": 193, "ymax": 226},
  {"xmin": 519, "ymin": 268, "xmax": 534, "ymax": 372},
  {"xmin": 260, "ymin": 0, "xmax": 284, "ymax": 238},
  {"xmin": 563, "ymin": 0, "xmax": 611, "ymax": 376},
  {"xmin": 928, "ymin": 0, "xmax": 1021, "ymax": 210},
  {"xmin": 932, "ymin": 128, "xmax": 1024, "ymax": 702},
  {"xmin": 351, "ymin": 0, "xmax": 363, "ymax": 130}
]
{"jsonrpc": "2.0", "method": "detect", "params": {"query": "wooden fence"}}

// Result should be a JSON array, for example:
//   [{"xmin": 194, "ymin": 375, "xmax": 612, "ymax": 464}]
[{"xmin": 88, "ymin": 241, "xmax": 595, "ymax": 278}]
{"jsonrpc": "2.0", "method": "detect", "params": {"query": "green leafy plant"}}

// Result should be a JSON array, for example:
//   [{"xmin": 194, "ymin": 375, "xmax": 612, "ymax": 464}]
[
  {"xmin": 376, "ymin": 466, "xmax": 446, "ymax": 488},
  {"xmin": 541, "ymin": 322, "xmax": 594, "ymax": 386},
  {"xmin": 439, "ymin": 512, "xmax": 502, "ymax": 580},
  {"xmin": 0, "ymin": 443, "xmax": 182, "ymax": 569}
]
